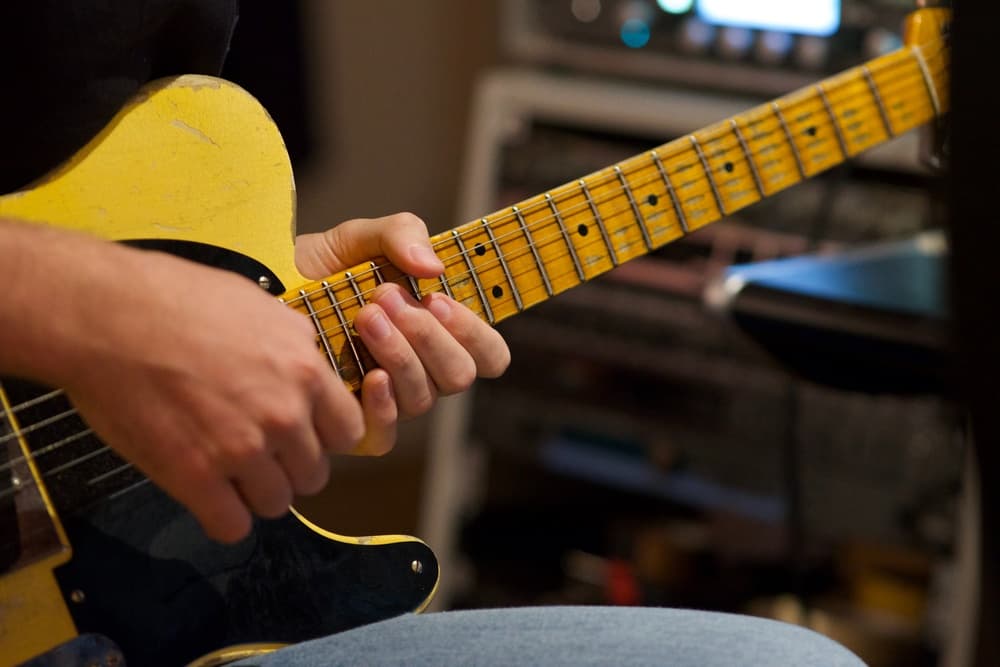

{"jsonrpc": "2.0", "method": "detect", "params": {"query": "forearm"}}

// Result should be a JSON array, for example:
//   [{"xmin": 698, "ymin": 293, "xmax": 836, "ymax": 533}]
[{"xmin": 0, "ymin": 218, "xmax": 130, "ymax": 386}]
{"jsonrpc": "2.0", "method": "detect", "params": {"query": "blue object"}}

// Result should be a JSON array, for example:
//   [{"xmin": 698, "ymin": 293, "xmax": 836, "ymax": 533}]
[
  {"xmin": 724, "ymin": 233, "xmax": 948, "ymax": 320},
  {"xmin": 234, "ymin": 606, "xmax": 865, "ymax": 666}
]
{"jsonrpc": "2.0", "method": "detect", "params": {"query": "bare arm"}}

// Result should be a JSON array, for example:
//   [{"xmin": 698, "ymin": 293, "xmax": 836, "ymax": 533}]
[{"xmin": 0, "ymin": 218, "xmax": 364, "ymax": 542}]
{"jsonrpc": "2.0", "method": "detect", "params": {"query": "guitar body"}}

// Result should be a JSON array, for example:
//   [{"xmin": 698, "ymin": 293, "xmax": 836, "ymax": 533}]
[
  {"xmin": 0, "ymin": 76, "xmax": 439, "ymax": 666},
  {"xmin": 0, "ymin": 8, "xmax": 951, "ymax": 665}
]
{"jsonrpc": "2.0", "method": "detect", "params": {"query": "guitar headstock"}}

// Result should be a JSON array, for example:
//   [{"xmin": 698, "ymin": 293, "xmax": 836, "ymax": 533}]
[
  {"xmin": 904, "ymin": 5, "xmax": 951, "ymax": 50},
  {"xmin": 905, "ymin": 5, "xmax": 951, "ymax": 170}
]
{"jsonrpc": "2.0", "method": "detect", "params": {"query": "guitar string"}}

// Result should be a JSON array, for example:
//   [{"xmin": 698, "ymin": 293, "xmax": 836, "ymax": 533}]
[
  {"xmin": 0, "ymin": 52, "xmax": 944, "ymax": 486},
  {"xmin": 0, "ymin": 62, "xmax": 947, "ymax": 490},
  {"xmin": 0, "ymin": 49, "xmax": 947, "ymax": 485},
  {"xmin": 297, "ymin": 60, "xmax": 945, "ymax": 339},
  {"xmin": 289, "ymin": 58, "xmax": 943, "ymax": 338},
  {"xmin": 0, "ymin": 41, "xmax": 951, "ymax": 554},
  {"xmin": 284, "ymin": 43, "xmax": 946, "ymax": 312},
  {"xmin": 0, "ymin": 50, "xmax": 944, "ymax": 430},
  {"xmin": 295, "ymin": 57, "xmax": 947, "ymax": 339}
]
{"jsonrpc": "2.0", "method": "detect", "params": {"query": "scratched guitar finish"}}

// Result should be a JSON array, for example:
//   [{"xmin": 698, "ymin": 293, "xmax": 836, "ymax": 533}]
[{"xmin": 0, "ymin": 8, "xmax": 949, "ymax": 667}]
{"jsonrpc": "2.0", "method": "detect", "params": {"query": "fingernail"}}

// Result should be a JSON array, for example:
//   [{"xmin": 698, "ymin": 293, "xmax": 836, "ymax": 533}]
[
  {"xmin": 409, "ymin": 244, "xmax": 444, "ymax": 273},
  {"xmin": 365, "ymin": 309, "xmax": 392, "ymax": 340},
  {"xmin": 425, "ymin": 294, "xmax": 451, "ymax": 322}
]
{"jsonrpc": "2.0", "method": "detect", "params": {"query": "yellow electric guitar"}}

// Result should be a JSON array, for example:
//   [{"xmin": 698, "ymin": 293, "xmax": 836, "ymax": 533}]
[{"xmin": 0, "ymin": 8, "xmax": 949, "ymax": 667}]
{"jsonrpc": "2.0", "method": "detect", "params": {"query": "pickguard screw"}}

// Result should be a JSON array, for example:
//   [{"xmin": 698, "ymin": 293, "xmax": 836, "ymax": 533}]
[
  {"xmin": 411, "ymin": 560, "xmax": 424, "ymax": 575},
  {"xmin": 70, "ymin": 589, "xmax": 85, "ymax": 604},
  {"xmin": 258, "ymin": 276, "xmax": 271, "ymax": 290}
]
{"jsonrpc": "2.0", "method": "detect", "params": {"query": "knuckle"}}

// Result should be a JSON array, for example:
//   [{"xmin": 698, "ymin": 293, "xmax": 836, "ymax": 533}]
[
  {"xmin": 440, "ymin": 359, "xmax": 477, "ymax": 394},
  {"xmin": 296, "ymin": 459, "xmax": 330, "ymax": 495},
  {"xmin": 290, "ymin": 355, "xmax": 326, "ymax": 389},
  {"xmin": 407, "ymin": 389, "xmax": 436, "ymax": 416},
  {"xmin": 398, "ymin": 319, "xmax": 434, "ymax": 348},
  {"xmin": 390, "ymin": 211, "xmax": 426, "ymax": 233},
  {"xmin": 256, "ymin": 491, "xmax": 292, "ymax": 519},
  {"xmin": 261, "ymin": 404, "xmax": 302, "ymax": 435},
  {"xmin": 216, "ymin": 428, "xmax": 268, "ymax": 469},
  {"xmin": 381, "ymin": 347, "xmax": 412, "ymax": 372}
]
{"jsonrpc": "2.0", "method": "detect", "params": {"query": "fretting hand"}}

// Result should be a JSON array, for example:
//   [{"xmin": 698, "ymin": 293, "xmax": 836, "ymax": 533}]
[{"xmin": 295, "ymin": 212, "xmax": 510, "ymax": 456}]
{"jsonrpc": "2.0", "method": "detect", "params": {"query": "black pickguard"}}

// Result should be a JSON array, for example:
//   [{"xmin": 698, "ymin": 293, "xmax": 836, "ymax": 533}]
[
  {"xmin": 54, "ymin": 484, "xmax": 436, "ymax": 666},
  {"xmin": 4, "ymin": 239, "xmax": 438, "ymax": 666}
]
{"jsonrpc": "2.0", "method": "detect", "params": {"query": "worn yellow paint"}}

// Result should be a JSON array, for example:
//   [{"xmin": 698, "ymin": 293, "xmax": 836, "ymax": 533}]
[
  {"xmin": 0, "ymin": 74, "xmax": 305, "ymax": 290},
  {"xmin": 0, "ymin": 559, "xmax": 77, "ymax": 666},
  {"xmin": 0, "ymin": 74, "xmax": 435, "ymax": 662},
  {"xmin": 0, "ymin": 9, "xmax": 948, "ymax": 660}
]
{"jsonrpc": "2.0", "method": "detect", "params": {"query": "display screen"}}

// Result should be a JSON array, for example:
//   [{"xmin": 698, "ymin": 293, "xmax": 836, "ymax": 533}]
[{"xmin": 696, "ymin": 0, "xmax": 841, "ymax": 36}]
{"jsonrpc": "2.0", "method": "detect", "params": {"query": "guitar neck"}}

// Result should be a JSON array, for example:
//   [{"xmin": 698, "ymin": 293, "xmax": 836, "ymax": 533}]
[{"xmin": 284, "ymin": 35, "xmax": 949, "ymax": 392}]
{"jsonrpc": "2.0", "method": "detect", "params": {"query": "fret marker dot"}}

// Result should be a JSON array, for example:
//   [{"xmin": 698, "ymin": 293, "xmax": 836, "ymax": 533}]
[
  {"xmin": 491, "ymin": 285, "xmax": 503, "ymax": 299},
  {"xmin": 723, "ymin": 162, "xmax": 734, "ymax": 173},
  {"xmin": 475, "ymin": 243, "xmax": 486, "ymax": 256},
  {"xmin": 806, "ymin": 126, "xmax": 818, "ymax": 137},
  {"xmin": 647, "ymin": 194, "xmax": 659, "ymax": 206},
  {"xmin": 578, "ymin": 224, "xmax": 589, "ymax": 237}
]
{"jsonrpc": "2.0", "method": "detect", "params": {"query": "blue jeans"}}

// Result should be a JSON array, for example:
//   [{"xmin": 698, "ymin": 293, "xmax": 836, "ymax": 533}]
[{"xmin": 233, "ymin": 606, "xmax": 866, "ymax": 666}]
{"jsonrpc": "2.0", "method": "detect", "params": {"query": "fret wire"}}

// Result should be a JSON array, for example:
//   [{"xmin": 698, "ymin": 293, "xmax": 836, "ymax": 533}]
[
  {"xmin": 482, "ymin": 218, "xmax": 524, "ymax": 311},
  {"xmin": 513, "ymin": 206, "xmax": 554, "ymax": 297},
  {"xmin": 0, "ymin": 68, "xmax": 951, "ymax": 498},
  {"xmin": 650, "ymin": 150, "xmax": 689, "ymax": 233},
  {"xmin": 290, "ymin": 53, "xmax": 946, "ymax": 322},
  {"xmin": 452, "ymin": 230, "xmax": 494, "ymax": 324},
  {"xmin": 322, "ymin": 282, "xmax": 366, "ymax": 375},
  {"xmin": 730, "ymin": 119, "xmax": 766, "ymax": 197},
  {"xmin": 690, "ymin": 136, "xmax": 728, "ymax": 216},
  {"xmin": 0, "ymin": 54, "xmax": 949, "ymax": 476},
  {"xmin": 862, "ymin": 65, "xmax": 895, "ymax": 138},
  {"xmin": 545, "ymin": 193, "xmax": 586, "ymax": 282},
  {"xmin": 816, "ymin": 84, "xmax": 851, "ymax": 158},
  {"xmin": 345, "ymin": 271, "xmax": 366, "ymax": 308},
  {"xmin": 438, "ymin": 275, "xmax": 454, "ymax": 299},
  {"xmin": 370, "ymin": 261, "xmax": 385, "ymax": 285},
  {"xmin": 911, "ymin": 46, "xmax": 942, "ymax": 117},
  {"xmin": 771, "ymin": 102, "xmax": 808, "ymax": 179},
  {"xmin": 294, "ymin": 57, "xmax": 942, "ymax": 318},
  {"xmin": 299, "ymin": 289, "xmax": 341, "ymax": 376},
  {"xmin": 578, "ymin": 179, "xmax": 619, "ymax": 266},
  {"xmin": 614, "ymin": 165, "xmax": 653, "ymax": 250},
  {"xmin": 407, "ymin": 276, "xmax": 421, "ymax": 299}
]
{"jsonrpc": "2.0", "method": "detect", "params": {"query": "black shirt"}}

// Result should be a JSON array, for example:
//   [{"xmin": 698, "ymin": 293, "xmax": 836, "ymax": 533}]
[{"xmin": 0, "ymin": 0, "xmax": 239, "ymax": 193}]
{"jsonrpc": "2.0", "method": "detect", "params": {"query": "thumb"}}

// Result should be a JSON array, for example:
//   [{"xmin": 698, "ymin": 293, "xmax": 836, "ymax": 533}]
[{"xmin": 295, "ymin": 213, "xmax": 445, "ymax": 280}]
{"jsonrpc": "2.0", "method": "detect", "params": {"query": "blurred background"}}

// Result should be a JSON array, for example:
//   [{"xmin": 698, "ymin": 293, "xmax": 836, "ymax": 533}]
[{"xmin": 222, "ymin": 2, "xmax": 972, "ymax": 666}]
